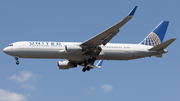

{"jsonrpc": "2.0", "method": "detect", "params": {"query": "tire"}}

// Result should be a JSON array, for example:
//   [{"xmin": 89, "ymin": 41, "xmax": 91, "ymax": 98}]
[
  {"xmin": 82, "ymin": 68, "xmax": 86, "ymax": 72},
  {"xmin": 87, "ymin": 67, "xmax": 90, "ymax": 71},
  {"xmin": 16, "ymin": 61, "xmax": 19, "ymax": 65}
]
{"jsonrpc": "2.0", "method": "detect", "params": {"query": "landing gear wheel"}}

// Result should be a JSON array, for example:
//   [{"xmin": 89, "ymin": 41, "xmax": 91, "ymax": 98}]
[
  {"xmin": 82, "ymin": 68, "xmax": 86, "ymax": 72},
  {"xmin": 88, "ymin": 58, "xmax": 92, "ymax": 63},
  {"xmin": 15, "ymin": 57, "xmax": 18, "ymax": 60},
  {"xmin": 15, "ymin": 56, "xmax": 20, "ymax": 65},
  {"xmin": 86, "ymin": 67, "xmax": 91, "ymax": 71},
  {"xmin": 92, "ymin": 57, "xmax": 96, "ymax": 61},
  {"xmin": 16, "ymin": 61, "xmax": 19, "ymax": 65},
  {"xmin": 88, "ymin": 57, "xmax": 96, "ymax": 63}
]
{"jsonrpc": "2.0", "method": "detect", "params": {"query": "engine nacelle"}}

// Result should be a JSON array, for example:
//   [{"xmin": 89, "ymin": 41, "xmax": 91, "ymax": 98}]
[
  {"xmin": 65, "ymin": 44, "xmax": 82, "ymax": 53},
  {"xmin": 57, "ymin": 61, "xmax": 77, "ymax": 69}
]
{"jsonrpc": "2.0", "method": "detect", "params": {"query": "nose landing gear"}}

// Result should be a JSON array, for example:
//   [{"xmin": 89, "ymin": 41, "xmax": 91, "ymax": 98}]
[
  {"xmin": 16, "ymin": 60, "xmax": 20, "ymax": 65},
  {"xmin": 15, "ymin": 57, "xmax": 20, "ymax": 65}
]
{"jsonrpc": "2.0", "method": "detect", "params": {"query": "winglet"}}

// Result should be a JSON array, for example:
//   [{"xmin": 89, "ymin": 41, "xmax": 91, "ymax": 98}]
[
  {"xmin": 128, "ymin": 6, "xmax": 138, "ymax": 16},
  {"xmin": 95, "ymin": 60, "xmax": 103, "ymax": 68}
]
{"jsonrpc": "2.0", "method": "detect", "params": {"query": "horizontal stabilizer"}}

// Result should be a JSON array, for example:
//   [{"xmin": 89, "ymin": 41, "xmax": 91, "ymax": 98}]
[
  {"xmin": 154, "ymin": 54, "xmax": 162, "ymax": 58},
  {"xmin": 149, "ymin": 38, "xmax": 176, "ymax": 51}
]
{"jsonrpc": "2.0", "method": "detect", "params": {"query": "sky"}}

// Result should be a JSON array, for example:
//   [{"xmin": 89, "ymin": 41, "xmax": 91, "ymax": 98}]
[{"xmin": 0, "ymin": 0, "xmax": 180, "ymax": 101}]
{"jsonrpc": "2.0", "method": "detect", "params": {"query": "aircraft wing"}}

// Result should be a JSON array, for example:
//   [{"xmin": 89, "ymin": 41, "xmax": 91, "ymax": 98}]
[{"xmin": 81, "ymin": 6, "xmax": 137, "ymax": 47}]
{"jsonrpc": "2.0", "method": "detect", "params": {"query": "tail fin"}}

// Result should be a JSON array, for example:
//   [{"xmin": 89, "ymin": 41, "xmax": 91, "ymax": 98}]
[{"xmin": 140, "ymin": 21, "xmax": 169, "ymax": 46}]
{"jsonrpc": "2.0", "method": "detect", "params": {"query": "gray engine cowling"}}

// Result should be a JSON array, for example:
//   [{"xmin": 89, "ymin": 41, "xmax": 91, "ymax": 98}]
[{"xmin": 57, "ymin": 61, "xmax": 77, "ymax": 69}]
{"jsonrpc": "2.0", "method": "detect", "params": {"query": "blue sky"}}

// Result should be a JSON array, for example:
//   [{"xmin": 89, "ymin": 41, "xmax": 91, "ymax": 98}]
[{"xmin": 0, "ymin": 0, "xmax": 180, "ymax": 101}]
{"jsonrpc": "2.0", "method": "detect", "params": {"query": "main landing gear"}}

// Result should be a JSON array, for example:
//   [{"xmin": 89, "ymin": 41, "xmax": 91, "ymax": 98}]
[
  {"xmin": 82, "ymin": 67, "xmax": 91, "ymax": 72},
  {"xmin": 82, "ymin": 57, "xmax": 96, "ymax": 72},
  {"xmin": 88, "ymin": 57, "xmax": 96, "ymax": 64},
  {"xmin": 81, "ymin": 46, "xmax": 100, "ymax": 72},
  {"xmin": 15, "ymin": 57, "xmax": 20, "ymax": 65}
]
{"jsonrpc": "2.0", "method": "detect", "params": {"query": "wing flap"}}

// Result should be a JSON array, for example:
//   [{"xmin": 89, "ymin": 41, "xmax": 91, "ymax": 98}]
[{"xmin": 101, "ymin": 29, "xmax": 119, "ymax": 45}]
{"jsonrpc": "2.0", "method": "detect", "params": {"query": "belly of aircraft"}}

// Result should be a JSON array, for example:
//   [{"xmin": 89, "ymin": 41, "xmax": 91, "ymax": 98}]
[{"xmin": 98, "ymin": 50, "xmax": 153, "ymax": 60}]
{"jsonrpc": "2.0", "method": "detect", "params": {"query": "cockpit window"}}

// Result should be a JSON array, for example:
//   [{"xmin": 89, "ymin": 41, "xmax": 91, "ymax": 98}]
[{"xmin": 8, "ymin": 44, "xmax": 13, "ymax": 46}]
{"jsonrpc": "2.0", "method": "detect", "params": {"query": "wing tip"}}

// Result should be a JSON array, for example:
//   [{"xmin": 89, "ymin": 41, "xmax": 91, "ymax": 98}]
[{"xmin": 128, "ymin": 6, "xmax": 138, "ymax": 16}]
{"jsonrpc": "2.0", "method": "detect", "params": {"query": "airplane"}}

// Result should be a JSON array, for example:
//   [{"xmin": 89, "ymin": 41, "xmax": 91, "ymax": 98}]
[{"xmin": 3, "ymin": 6, "xmax": 176, "ymax": 72}]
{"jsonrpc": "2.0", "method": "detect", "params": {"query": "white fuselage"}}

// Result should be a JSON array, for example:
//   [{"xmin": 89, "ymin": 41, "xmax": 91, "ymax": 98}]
[{"xmin": 3, "ymin": 41, "xmax": 160, "ymax": 62}]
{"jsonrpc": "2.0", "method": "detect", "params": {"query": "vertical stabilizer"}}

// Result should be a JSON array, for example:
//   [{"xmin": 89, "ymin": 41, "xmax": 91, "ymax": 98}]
[{"xmin": 140, "ymin": 21, "xmax": 169, "ymax": 46}]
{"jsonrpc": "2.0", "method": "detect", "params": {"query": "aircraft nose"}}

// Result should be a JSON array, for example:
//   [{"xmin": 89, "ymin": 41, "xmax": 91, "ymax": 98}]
[{"xmin": 3, "ymin": 47, "xmax": 12, "ymax": 54}]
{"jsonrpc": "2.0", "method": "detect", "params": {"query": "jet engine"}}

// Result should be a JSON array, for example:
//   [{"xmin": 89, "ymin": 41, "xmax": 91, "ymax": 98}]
[
  {"xmin": 65, "ymin": 44, "xmax": 82, "ymax": 53},
  {"xmin": 57, "ymin": 61, "xmax": 77, "ymax": 69}
]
